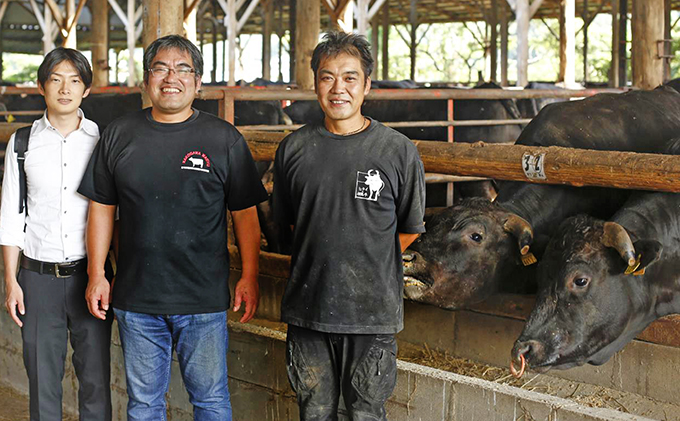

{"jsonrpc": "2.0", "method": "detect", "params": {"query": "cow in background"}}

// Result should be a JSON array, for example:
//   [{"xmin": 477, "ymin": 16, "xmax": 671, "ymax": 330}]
[{"xmin": 511, "ymin": 138, "xmax": 680, "ymax": 373}]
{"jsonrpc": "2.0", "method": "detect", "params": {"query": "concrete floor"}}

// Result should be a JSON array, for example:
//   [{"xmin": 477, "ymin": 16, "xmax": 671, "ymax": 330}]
[{"xmin": 0, "ymin": 384, "xmax": 77, "ymax": 421}]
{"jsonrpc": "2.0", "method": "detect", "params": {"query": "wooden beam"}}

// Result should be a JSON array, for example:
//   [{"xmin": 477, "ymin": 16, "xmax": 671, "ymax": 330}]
[
  {"xmin": 664, "ymin": 0, "xmax": 671, "ymax": 82},
  {"xmin": 563, "ymin": 0, "xmax": 575, "ymax": 87},
  {"xmin": 382, "ymin": 0, "xmax": 389, "ymax": 80},
  {"xmin": 184, "ymin": 0, "xmax": 201, "ymax": 19},
  {"xmin": 44, "ymin": 0, "xmax": 65, "ymax": 29},
  {"xmin": 515, "ymin": 0, "xmax": 529, "ymax": 86},
  {"xmin": 65, "ymin": 0, "xmax": 88, "ymax": 41},
  {"xmin": 262, "ymin": 0, "xmax": 273, "ymax": 80},
  {"xmin": 500, "ymin": 0, "xmax": 508, "ymax": 85},
  {"xmin": 228, "ymin": 0, "xmax": 236, "ymax": 85},
  {"xmin": 243, "ymin": 133, "xmax": 680, "ymax": 194},
  {"xmin": 295, "ymin": 0, "xmax": 319, "ymax": 89},
  {"xmin": 371, "ymin": 13, "xmax": 378, "ymax": 79},
  {"xmin": 490, "ymin": 0, "xmax": 498, "ymax": 82},
  {"xmin": 409, "ymin": 0, "xmax": 417, "ymax": 81},
  {"xmin": 631, "ymin": 0, "xmax": 664, "ymax": 89},
  {"xmin": 237, "ymin": 0, "xmax": 260, "ymax": 33},
  {"xmin": 90, "ymin": 0, "xmax": 109, "ymax": 87},
  {"xmin": 618, "ymin": 0, "xmax": 627, "ymax": 87},
  {"xmin": 611, "ymin": 0, "xmax": 619, "ymax": 87},
  {"xmin": 0, "ymin": 1, "xmax": 9, "ymax": 23}
]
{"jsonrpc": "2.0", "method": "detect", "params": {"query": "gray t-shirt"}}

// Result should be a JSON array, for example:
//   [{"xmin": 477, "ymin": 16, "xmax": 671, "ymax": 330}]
[{"xmin": 273, "ymin": 118, "xmax": 426, "ymax": 334}]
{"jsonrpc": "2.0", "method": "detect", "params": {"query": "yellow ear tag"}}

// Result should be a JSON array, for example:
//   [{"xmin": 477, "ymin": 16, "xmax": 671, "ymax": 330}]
[
  {"xmin": 624, "ymin": 254, "xmax": 641, "ymax": 275},
  {"xmin": 521, "ymin": 252, "xmax": 537, "ymax": 266},
  {"xmin": 633, "ymin": 267, "xmax": 646, "ymax": 276},
  {"xmin": 7, "ymin": 114, "xmax": 15, "ymax": 123}
]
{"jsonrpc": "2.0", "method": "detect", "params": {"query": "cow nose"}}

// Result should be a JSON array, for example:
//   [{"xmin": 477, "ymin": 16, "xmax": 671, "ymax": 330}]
[{"xmin": 512, "ymin": 339, "xmax": 545, "ymax": 364}]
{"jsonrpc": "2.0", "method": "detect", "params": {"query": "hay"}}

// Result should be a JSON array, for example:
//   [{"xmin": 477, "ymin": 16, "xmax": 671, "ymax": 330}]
[{"xmin": 396, "ymin": 344, "xmax": 628, "ymax": 412}]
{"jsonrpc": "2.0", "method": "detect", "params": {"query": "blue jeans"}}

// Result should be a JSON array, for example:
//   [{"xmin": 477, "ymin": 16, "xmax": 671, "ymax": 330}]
[{"xmin": 114, "ymin": 309, "xmax": 231, "ymax": 421}]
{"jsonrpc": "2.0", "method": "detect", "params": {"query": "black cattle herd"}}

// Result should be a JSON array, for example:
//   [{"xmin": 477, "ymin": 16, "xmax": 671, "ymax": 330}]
[{"xmin": 2, "ymin": 79, "xmax": 680, "ymax": 377}]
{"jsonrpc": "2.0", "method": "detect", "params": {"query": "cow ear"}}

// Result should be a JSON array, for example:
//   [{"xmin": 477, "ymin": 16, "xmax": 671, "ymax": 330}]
[{"xmin": 630, "ymin": 240, "xmax": 663, "ymax": 275}]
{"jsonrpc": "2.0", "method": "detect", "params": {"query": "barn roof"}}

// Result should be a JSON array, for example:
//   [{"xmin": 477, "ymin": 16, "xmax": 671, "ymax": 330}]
[{"xmin": 1, "ymin": 0, "xmax": 679, "ymax": 55}]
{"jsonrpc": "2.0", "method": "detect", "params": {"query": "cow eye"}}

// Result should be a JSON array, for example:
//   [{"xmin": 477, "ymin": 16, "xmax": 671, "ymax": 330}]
[
  {"xmin": 573, "ymin": 277, "xmax": 589, "ymax": 288},
  {"xmin": 470, "ymin": 233, "xmax": 483, "ymax": 242}
]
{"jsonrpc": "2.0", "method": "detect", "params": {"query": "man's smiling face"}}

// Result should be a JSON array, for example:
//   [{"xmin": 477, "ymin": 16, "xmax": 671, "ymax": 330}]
[
  {"xmin": 315, "ymin": 53, "xmax": 370, "ymax": 125},
  {"xmin": 146, "ymin": 47, "xmax": 201, "ymax": 123}
]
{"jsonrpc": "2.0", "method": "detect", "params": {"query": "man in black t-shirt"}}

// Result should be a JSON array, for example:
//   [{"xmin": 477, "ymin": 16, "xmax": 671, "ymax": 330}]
[
  {"xmin": 78, "ymin": 35, "xmax": 267, "ymax": 420},
  {"xmin": 273, "ymin": 32, "xmax": 425, "ymax": 420}
]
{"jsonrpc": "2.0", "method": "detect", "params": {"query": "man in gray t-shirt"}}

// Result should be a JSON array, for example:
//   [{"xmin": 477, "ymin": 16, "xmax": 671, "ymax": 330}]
[{"xmin": 273, "ymin": 32, "xmax": 425, "ymax": 420}]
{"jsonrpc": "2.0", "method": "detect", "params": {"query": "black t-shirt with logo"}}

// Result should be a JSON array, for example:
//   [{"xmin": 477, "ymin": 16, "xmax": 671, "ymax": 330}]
[
  {"xmin": 273, "ymin": 119, "xmax": 426, "ymax": 334},
  {"xmin": 78, "ymin": 109, "xmax": 268, "ymax": 315}
]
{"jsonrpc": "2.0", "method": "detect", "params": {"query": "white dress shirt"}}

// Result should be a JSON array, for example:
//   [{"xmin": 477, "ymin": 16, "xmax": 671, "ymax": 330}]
[{"xmin": 0, "ymin": 109, "xmax": 99, "ymax": 263}]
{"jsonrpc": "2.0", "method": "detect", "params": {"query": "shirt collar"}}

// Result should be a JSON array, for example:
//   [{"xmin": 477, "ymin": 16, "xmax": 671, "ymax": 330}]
[{"xmin": 34, "ymin": 108, "xmax": 99, "ymax": 137}]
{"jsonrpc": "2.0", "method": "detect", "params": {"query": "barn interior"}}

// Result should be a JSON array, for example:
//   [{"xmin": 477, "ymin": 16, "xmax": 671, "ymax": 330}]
[{"xmin": 1, "ymin": 1, "xmax": 680, "ymax": 420}]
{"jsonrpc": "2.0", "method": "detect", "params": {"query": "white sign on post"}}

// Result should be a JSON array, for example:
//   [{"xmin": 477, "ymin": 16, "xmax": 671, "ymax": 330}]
[{"xmin": 522, "ymin": 153, "xmax": 547, "ymax": 180}]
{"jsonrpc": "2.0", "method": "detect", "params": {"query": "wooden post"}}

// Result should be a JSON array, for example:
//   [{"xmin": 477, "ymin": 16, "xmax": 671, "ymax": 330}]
[
  {"xmin": 558, "ymin": 0, "xmax": 565, "ymax": 81},
  {"xmin": 371, "ymin": 16, "xmax": 379, "ymax": 79},
  {"xmin": 500, "ymin": 0, "xmax": 508, "ymax": 85},
  {"xmin": 211, "ymin": 0, "xmax": 218, "ymax": 83},
  {"xmin": 619, "ymin": 0, "xmax": 627, "ymax": 87},
  {"xmin": 90, "ymin": 0, "xmax": 109, "ymax": 87},
  {"xmin": 356, "ymin": 0, "xmax": 369, "ymax": 35},
  {"xmin": 409, "ymin": 0, "xmax": 417, "ymax": 81},
  {"xmin": 516, "ymin": 0, "xmax": 529, "ymax": 86},
  {"xmin": 142, "ymin": 0, "xmax": 184, "ymax": 106},
  {"xmin": 142, "ymin": 0, "xmax": 184, "ymax": 48},
  {"xmin": 277, "ymin": 0, "xmax": 284, "ymax": 81},
  {"xmin": 583, "ymin": 0, "xmax": 588, "ymax": 84},
  {"xmin": 382, "ymin": 0, "xmax": 389, "ymax": 80},
  {"xmin": 563, "ymin": 0, "xmax": 575, "ymax": 87},
  {"xmin": 63, "ymin": 0, "xmax": 76, "ymax": 49},
  {"xmin": 228, "ymin": 0, "xmax": 236, "ymax": 86},
  {"xmin": 44, "ymin": 3, "xmax": 54, "ymax": 53},
  {"xmin": 127, "ymin": 0, "xmax": 135, "ymax": 87},
  {"xmin": 294, "ymin": 0, "xmax": 319, "ymax": 89},
  {"xmin": 289, "ymin": 0, "xmax": 296, "ymax": 83},
  {"xmin": 184, "ymin": 0, "xmax": 199, "ymax": 43},
  {"xmin": 631, "ymin": 0, "xmax": 664, "ymax": 89},
  {"xmin": 262, "ymin": 0, "xmax": 273, "ymax": 80},
  {"xmin": 663, "ymin": 0, "xmax": 671, "ymax": 82},
  {"xmin": 489, "ymin": 0, "xmax": 497, "ymax": 83},
  {"xmin": 611, "ymin": 0, "xmax": 619, "ymax": 87}
]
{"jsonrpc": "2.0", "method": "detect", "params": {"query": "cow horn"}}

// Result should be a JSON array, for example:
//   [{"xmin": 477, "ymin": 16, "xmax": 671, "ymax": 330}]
[
  {"xmin": 602, "ymin": 222, "xmax": 636, "ymax": 267},
  {"xmin": 503, "ymin": 214, "xmax": 534, "ymax": 255}
]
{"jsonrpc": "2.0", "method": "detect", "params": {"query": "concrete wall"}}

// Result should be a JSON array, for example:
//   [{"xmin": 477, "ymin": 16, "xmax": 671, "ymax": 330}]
[{"xmin": 0, "ymin": 263, "xmax": 677, "ymax": 419}]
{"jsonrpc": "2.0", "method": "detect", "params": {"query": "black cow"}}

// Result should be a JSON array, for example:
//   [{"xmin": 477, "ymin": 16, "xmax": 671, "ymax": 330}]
[
  {"xmin": 403, "ymin": 85, "xmax": 680, "ymax": 310},
  {"xmin": 511, "ymin": 140, "xmax": 680, "ymax": 372},
  {"xmin": 0, "ymin": 91, "xmax": 289, "ymax": 130},
  {"xmin": 516, "ymin": 82, "xmax": 567, "ymax": 119}
]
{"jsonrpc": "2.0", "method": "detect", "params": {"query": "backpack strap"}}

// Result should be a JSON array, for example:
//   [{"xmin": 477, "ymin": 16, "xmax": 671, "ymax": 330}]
[{"xmin": 13, "ymin": 126, "xmax": 31, "ymax": 214}]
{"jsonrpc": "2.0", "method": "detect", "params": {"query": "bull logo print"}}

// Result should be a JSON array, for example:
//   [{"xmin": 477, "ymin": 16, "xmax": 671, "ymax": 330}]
[
  {"xmin": 181, "ymin": 151, "xmax": 211, "ymax": 173},
  {"xmin": 355, "ymin": 169, "xmax": 385, "ymax": 201}
]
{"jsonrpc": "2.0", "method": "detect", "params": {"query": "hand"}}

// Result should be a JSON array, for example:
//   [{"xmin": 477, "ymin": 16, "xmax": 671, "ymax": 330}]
[
  {"xmin": 86, "ymin": 275, "xmax": 110, "ymax": 320},
  {"xmin": 232, "ymin": 277, "xmax": 259, "ymax": 323},
  {"xmin": 5, "ymin": 278, "xmax": 24, "ymax": 327}
]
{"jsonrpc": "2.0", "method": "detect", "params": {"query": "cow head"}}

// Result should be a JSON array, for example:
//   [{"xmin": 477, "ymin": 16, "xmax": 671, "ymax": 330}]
[
  {"xmin": 512, "ymin": 215, "xmax": 663, "ymax": 372},
  {"xmin": 403, "ymin": 198, "xmax": 534, "ymax": 310}
]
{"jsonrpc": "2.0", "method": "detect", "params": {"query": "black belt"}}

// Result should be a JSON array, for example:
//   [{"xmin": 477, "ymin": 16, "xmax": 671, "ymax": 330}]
[{"xmin": 20, "ymin": 255, "xmax": 87, "ymax": 278}]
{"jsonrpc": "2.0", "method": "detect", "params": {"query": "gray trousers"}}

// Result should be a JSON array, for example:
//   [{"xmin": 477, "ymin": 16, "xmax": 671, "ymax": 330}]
[
  {"xmin": 286, "ymin": 325, "xmax": 398, "ymax": 421},
  {"xmin": 18, "ymin": 267, "xmax": 112, "ymax": 421}
]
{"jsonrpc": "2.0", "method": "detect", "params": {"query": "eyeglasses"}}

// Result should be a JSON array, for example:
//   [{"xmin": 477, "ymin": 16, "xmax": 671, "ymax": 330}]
[{"xmin": 148, "ymin": 67, "xmax": 196, "ymax": 78}]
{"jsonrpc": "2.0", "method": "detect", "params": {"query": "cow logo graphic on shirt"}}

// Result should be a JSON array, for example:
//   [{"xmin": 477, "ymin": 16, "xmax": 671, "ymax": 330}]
[
  {"xmin": 181, "ymin": 151, "xmax": 211, "ymax": 173},
  {"xmin": 355, "ymin": 169, "xmax": 385, "ymax": 201}
]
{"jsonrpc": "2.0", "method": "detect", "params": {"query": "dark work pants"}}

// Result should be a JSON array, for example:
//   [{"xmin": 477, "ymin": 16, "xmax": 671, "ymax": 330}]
[
  {"xmin": 18, "ymin": 268, "xmax": 113, "ymax": 421},
  {"xmin": 286, "ymin": 325, "xmax": 398, "ymax": 421}
]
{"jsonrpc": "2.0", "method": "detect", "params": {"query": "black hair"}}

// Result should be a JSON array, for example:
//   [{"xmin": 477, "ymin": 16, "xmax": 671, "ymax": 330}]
[
  {"xmin": 143, "ymin": 35, "xmax": 203, "ymax": 83},
  {"xmin": 37, "ymin": 47, "xmax": 93, "ymax": 89},
  {"xmin": 311, "ymin": 31, "xmax": 374, "ymax": 82}
]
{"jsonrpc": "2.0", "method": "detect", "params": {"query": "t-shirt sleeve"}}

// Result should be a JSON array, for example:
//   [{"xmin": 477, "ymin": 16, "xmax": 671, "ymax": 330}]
[
  {"xmin": 272, "ymin": 140, "xmax": 294, "ymax": 226},
  {"xmin": 225, "ymin": 133, "xmax": 268, "ymax": 211},
  {"xmin": 397, "ymin": 144, "xmax": 426, "ymax": 234},
  {"xmin": 77, "ymin": 130, "xmax": 118, "ymax": 205}
]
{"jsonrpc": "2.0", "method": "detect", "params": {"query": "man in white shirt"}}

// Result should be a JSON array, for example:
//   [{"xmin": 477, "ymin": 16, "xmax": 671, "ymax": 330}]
[{"xmin": 0, "ymin": 48, "xmax": 112, "ymax": 421}]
